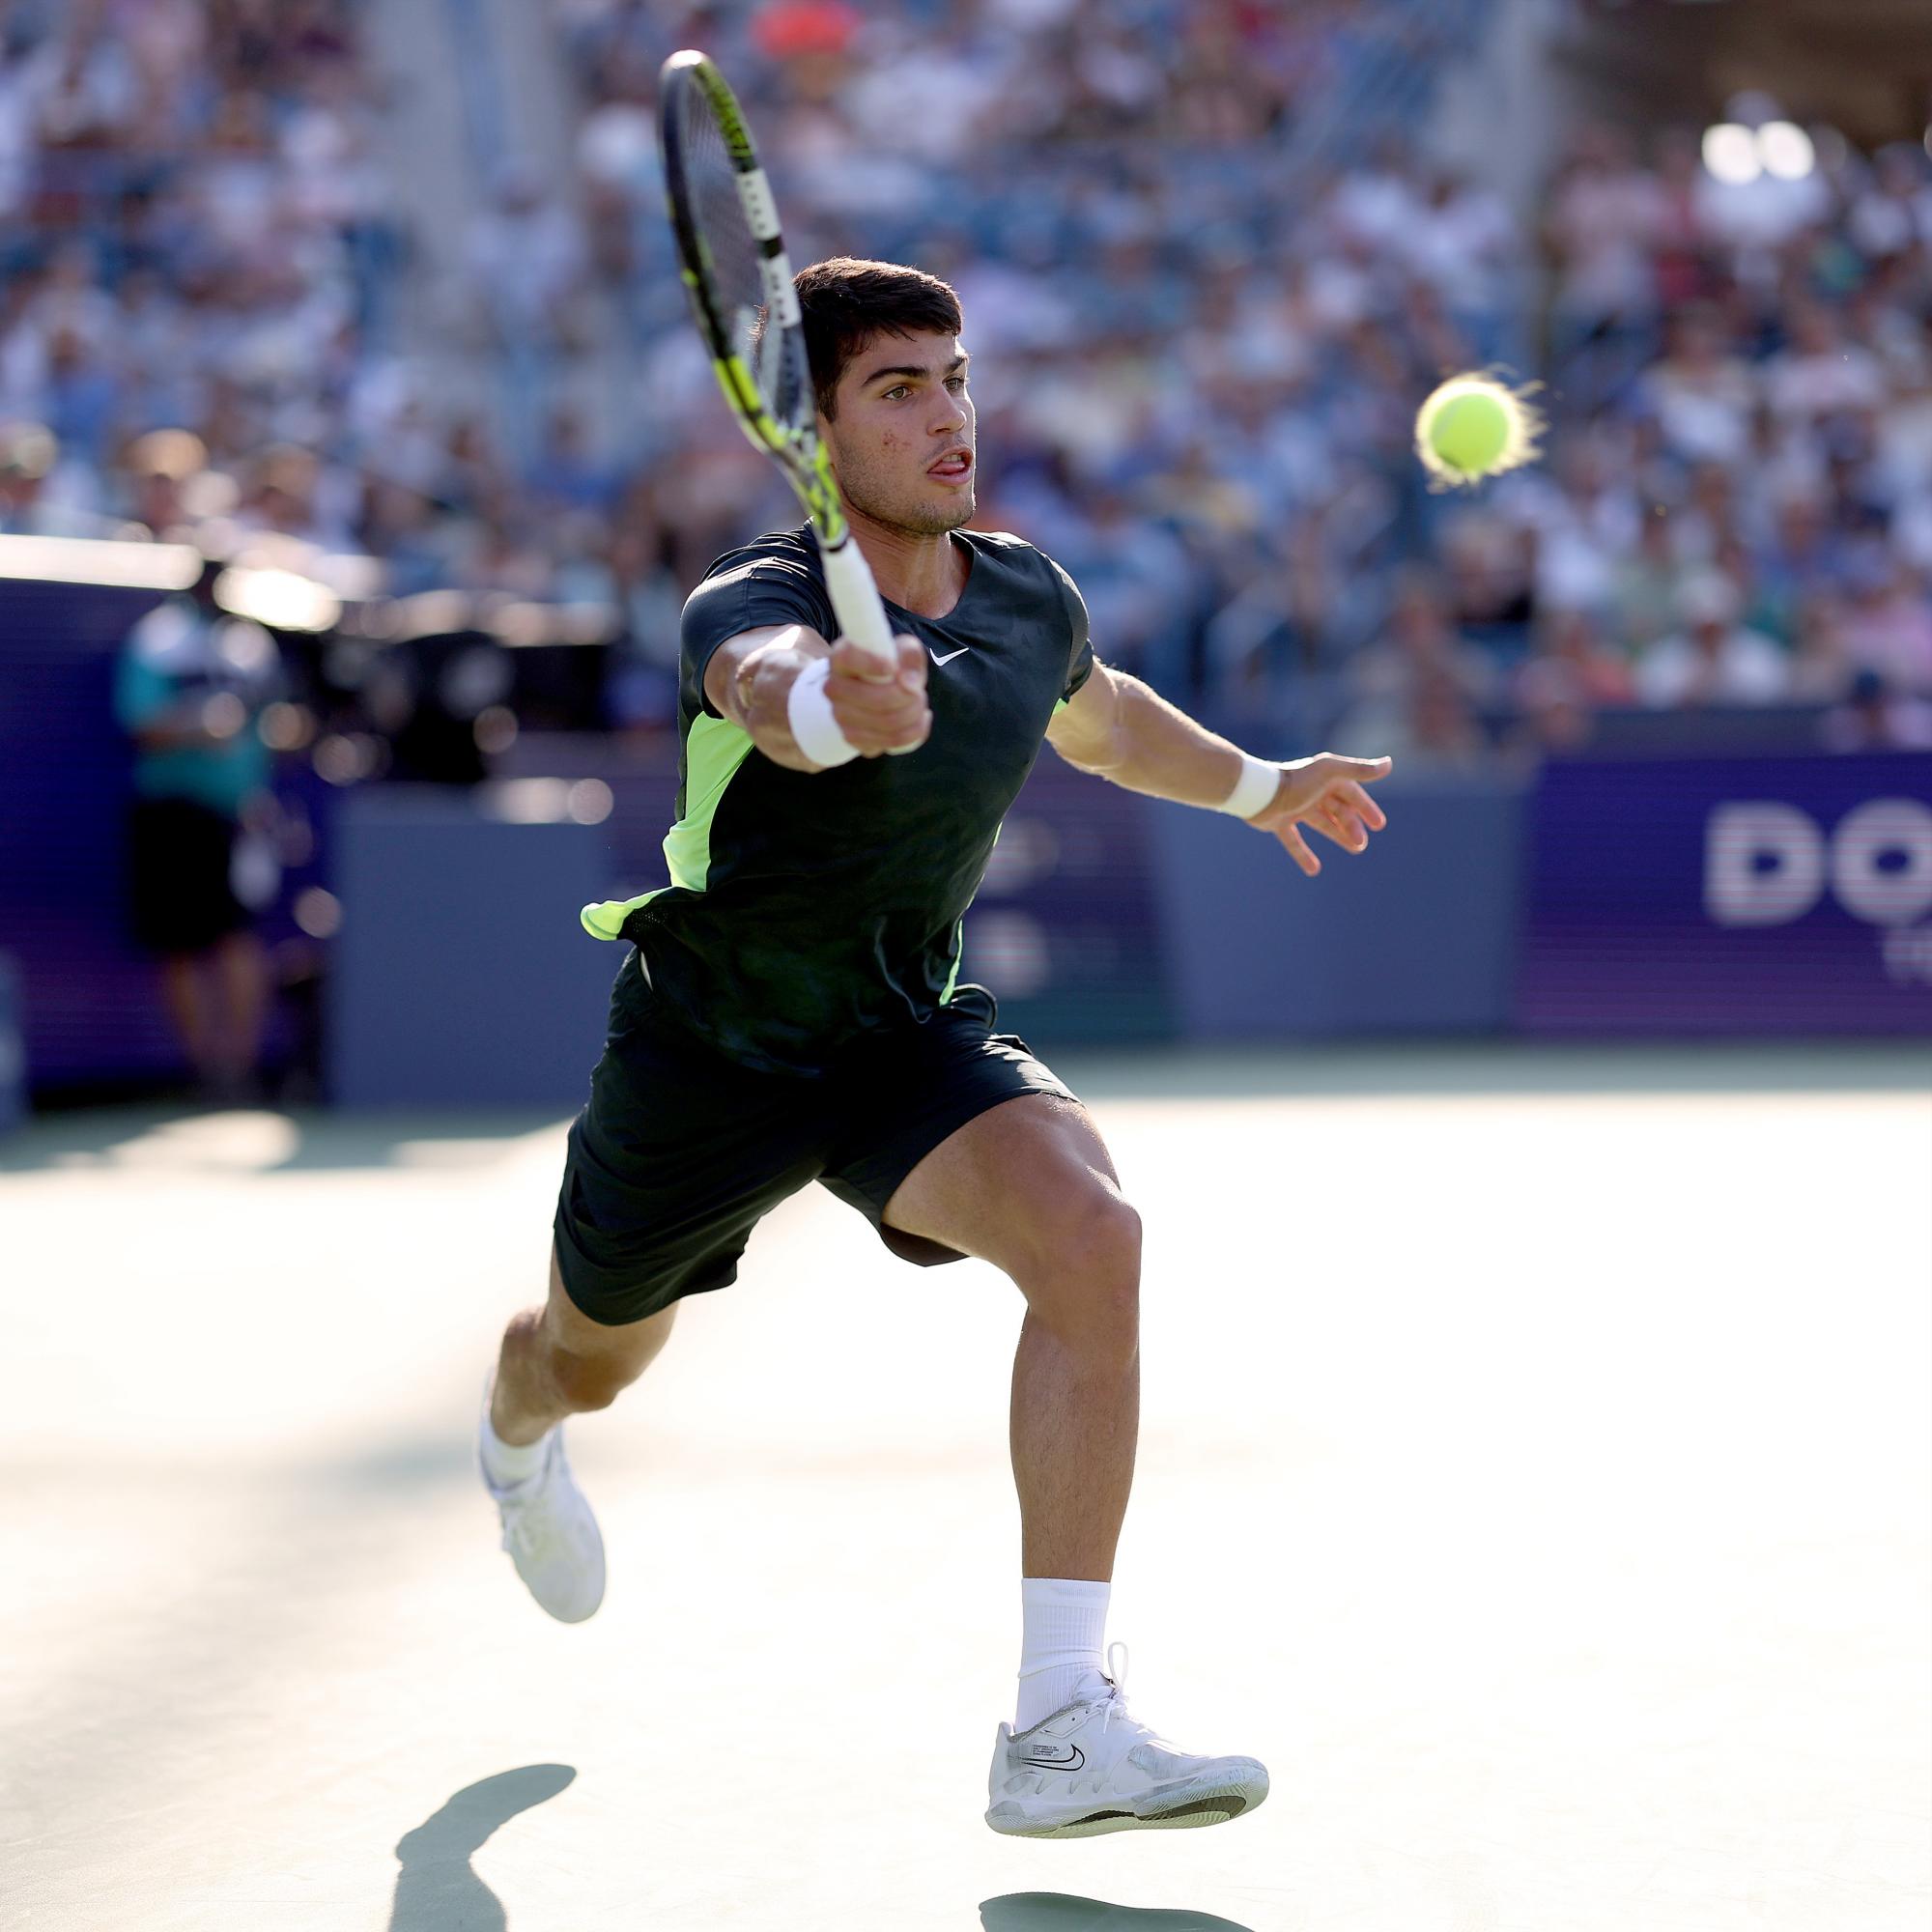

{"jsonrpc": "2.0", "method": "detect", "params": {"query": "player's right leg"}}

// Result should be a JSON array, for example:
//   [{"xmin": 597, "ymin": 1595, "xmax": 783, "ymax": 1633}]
[
  {"xmin": 489, "ymin": 1244, "xmax": 678, "ymax": 1449},
  {"xmin": 478, "ymin": 1247, "xmax": 679, "ymax": 1626},
  {"xmin": 478, "ymin": 946, "xmax": 826, "ymax": 1621}
]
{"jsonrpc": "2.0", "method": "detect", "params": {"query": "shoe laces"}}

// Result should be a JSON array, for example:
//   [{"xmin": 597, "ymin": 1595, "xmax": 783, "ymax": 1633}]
[
  {"xmin": 1090, "ymin": 1641, "xmax": 1180, "ymax": 1754},
  {"xmin": 1093, "ymin": 1640, "xmax": 1144, "ymax": 1741}
]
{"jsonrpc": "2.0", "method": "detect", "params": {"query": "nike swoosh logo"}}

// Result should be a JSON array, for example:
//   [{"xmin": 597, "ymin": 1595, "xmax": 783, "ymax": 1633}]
[
  {"xmin": 928, "ymin": 646, "xmax": 970, "ymax": 666},
  {"xmin": 1022, "ymin": 1745, "xmax": 1085, "ymax": 1770}
]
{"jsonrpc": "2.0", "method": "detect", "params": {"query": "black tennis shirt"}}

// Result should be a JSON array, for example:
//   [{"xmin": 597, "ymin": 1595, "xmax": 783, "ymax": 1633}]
[{"xmin": 591, "ymin": 525, "xmax": 1094, "ymax": 1076}]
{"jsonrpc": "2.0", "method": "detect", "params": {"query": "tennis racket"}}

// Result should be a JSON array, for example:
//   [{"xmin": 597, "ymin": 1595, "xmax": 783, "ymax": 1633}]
[{"xmin": 658, "ymin": 47, "xmax": 896, "ymax": 670}]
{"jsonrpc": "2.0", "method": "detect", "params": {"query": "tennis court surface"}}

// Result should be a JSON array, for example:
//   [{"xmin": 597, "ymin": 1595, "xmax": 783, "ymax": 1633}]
[{"xmin": 4, "ymin": 1045, "xmax": 1928, "ymax": 1931}]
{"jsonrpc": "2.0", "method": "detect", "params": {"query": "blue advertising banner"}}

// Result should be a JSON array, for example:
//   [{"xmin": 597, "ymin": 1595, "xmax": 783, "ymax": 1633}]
[{"xmin": 1519, "ymin": 753, "xmax": 1932, "ymax": 1036}]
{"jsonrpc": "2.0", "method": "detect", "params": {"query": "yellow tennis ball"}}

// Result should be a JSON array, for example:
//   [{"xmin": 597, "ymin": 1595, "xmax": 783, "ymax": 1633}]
[
  {"xmin": 1429, "ymin": 391, "xmax": 1509, "ymax": 471},
  {"xmin": 1415, "ymin": 374, "xmax": 1543, "ymax": 489}
]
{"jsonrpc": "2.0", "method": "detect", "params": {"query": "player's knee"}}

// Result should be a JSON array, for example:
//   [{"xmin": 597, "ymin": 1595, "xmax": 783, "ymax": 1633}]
[
  {"xmin": 537, "ymin": 1299, "xmax": 674, "ymax": 1412},
  {"xmin": 545, "ymin": 1343, "xmax": 638, "ymax": 1413},
  {"xmin": 1022, "ymin": 1192, "xmax": 1141, "ymax": 1357}
]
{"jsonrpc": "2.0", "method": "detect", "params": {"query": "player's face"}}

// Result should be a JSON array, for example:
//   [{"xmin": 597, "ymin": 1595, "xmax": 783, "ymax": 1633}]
[{"xmin": 819, "ymin": 332, "xmax": 975, "ymax": 537}]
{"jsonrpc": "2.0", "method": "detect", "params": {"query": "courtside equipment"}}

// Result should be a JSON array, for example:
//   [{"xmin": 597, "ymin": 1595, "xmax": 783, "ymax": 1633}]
[
  {"xmin": 659, "ymin": 48, "xmax": 896, "ymax": 668},
  {"xmin": 1414, "ymin": 371, "xmax": 1543, "ymax": 488}
]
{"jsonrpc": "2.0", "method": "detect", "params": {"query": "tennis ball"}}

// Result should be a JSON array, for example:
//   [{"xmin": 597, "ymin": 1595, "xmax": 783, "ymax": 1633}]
[
  {"xmin": 1429, "ymin": 391, "xmax": 1508, "ymax": 471},
  {"xmin": 1414, "ymin": 373, "xmax": 1543, "ymax": 490}
]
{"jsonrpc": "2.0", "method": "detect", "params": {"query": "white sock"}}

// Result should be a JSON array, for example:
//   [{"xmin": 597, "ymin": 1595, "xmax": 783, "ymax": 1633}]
[
  {"xmin": 1016, "ymin": 1577, "xmax": 1111, "ymax": 1732},
  {"xmin": 480, "ymin": 1386, "xmax": 550, "ymax": 1490}
]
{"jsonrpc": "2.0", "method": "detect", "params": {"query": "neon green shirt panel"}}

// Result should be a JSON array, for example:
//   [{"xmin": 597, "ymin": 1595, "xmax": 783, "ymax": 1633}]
[
  {"xmin": 579, "ymin": 713, "xmax": 755, "ymax": 938},
  {"xmin": 939, "ymin": 918, "xmax": 965, "ymax": 1005}
]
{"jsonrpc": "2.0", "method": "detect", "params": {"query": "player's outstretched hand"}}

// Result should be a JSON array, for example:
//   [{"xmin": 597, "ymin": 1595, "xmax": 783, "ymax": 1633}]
[
  {"xmin": 828, "ymin": 634, "xmax": 930, "ymax": 756},
  {"xmin": 1245, "ymin": 752, "xmax": 1393, "ymax": 877}
]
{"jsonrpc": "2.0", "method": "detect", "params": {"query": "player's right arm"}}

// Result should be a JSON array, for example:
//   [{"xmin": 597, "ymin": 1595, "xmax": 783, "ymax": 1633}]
[{"xmin": 703, "ymin": 625, "xmax": 931, "ymax": 771}]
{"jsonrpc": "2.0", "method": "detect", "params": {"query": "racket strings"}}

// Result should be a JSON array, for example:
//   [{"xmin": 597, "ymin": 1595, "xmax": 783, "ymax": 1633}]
[{"xmin": 671, "ymin": 77, "xmax": 804, "ymax": 426}]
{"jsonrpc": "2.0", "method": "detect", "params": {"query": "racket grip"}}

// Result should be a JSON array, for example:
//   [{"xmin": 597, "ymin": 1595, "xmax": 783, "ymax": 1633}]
[
  {"xmin": 818, "ymin": 532, "xmax": 896, "ymax": 669},
  {"xmin": 818, "ymin": 529, "xmax": 919, "ymax": 756}
]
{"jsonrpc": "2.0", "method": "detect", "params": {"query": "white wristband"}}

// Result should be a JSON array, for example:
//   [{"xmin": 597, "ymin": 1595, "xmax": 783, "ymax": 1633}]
[
  {"xmin": 785, "ymin": 655, "xmax": 860, "ymax": 768},
  {"xmin": 1216, "ymin": 753, "xmax": 1279, "ymax": 819}
]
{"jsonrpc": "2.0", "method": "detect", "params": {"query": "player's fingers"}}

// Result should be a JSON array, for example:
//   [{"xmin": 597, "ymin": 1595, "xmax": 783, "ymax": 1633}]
[
  {"xmin": 1332, "ymin": 796, "xmax": 1375, "ymax": 842},
  {"xmin": 894, "ymin": 635, "xmax": 928, "ymax": 693},
  {"xmin": 1310, "ymin": 805, "xmax": 1366, "ymax": 853},
  {"xmin": 1277, "ymin": 822, "xmax": 1321, "ymax": 876},
  {"xmin": 830, "ymin": 670, "xmax": 928, "ymax": 732},
  {"xmin": 833, "ymin": 706, "xmax": 926, "ymax": 759},
  {"xmin": 856, "ymin": 706, "xmax": 932, "ymax": 756},
  {"xmin": 1327, "ymin": 753, "xmax": 1393, "ymax": 784},
  {"xmin": 830, "ymin": 672, "xmax": 923, "ymax": 717},
  {"xmin": 830, "ymin": 636, "xmax": 900, "ymax": 684},
  {"xmin": 1340, "ymin": 781, "xmax": 1387, "ymax": 830},
  {"xmin": 835, "ymin": 695, "xmax": 928, "ymax": 747}
]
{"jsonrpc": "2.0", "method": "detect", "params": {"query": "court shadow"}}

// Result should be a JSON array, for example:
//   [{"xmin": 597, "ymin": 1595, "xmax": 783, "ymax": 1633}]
[
  {"xmin": 388, "ymin": 1764, "xmax": 576, "ymax": 1931},
  {"xmin": 981, "ymin": 1894, "xmax": 1258, "ymax": 1932}
]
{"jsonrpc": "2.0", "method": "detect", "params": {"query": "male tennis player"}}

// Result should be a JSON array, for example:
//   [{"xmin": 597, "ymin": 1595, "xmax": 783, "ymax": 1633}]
[{"xmin": 478, "ymin": 259, "xmax": 1391, "ymax": 1838}]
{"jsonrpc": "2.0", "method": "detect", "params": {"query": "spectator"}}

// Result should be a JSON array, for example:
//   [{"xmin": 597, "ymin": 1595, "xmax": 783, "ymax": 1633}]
[
  {"xmin": 116, "ymin": 427, "xmax": 210, "ymax": 538},
  {"xmin": 1333, "ymin": 565, "xmax": 1497, "ymax": 763},
  {"xmin": 1611, "ymin": 502, "xmax": 1687, "ymax": 653},
  {"xmin": 1820, "ymin": 667, "xmax": 1932, "ymax": 752},
  {"xmin": 1838, "ymin": 550, "xmax": 1932, "ymax": 696},
  {"xmin": 1541, "ymin": 123, "xmax": 1663, "ymax": 397},
  {"xmin": 1764, "ymin": 300, "xmax": 1887, "ymax": 432},
  {"xmin": 1638, "ymin": 305, "xmax": 1755, "ymax": 467},
  {"xmin": 1754, "ymin": 486, "xmax": 1850, "ymax": 610},
  {"xmin": 113, "ymin": 554, "xmax": 283, "ymax": 1103},
  {"xmin": 1519, "ymin": 429, "xmax": 1641, "ymax": 613},
  {"xmin": 1636, "ymin": 571, "xmax": 1789, "ymax": 707},
  {"xmin": 1848, "ymin": 142, "xmax": 1932, "ymax": 264},
  {"xmin": 1335, "ymin": 653, "xmax": 1492, "ymax": 773},
  {"xmin": 0, "ymin": 419, "xmax": 87, "ymax": 532},
  {"xmin": 1512, "ymin": 606, "xmax": 1635, "ymax": 754},
  {"xmin": 528, "ymin": 403, "xmax": 622, "ymax": 516}
]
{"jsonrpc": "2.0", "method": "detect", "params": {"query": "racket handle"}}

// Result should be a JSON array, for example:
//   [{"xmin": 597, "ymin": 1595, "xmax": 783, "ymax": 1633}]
[
  {"xmin": 818, "ymin": 531, "xmax": 896, "ymax": 669},
  {"xmin": 817, "ymin": 528, "xmax": 920, "ymax": 756}
]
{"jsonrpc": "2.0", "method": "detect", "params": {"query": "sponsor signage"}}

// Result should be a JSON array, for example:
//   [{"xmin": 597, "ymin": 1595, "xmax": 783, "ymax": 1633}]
[{"xmin": 1519, "ymin": 753, "xmax": 1932, "ymax": 1035}]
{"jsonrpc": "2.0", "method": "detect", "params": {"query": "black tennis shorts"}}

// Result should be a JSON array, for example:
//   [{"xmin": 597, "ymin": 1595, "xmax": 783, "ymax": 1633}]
[
  {"xmin": 553, "ymin": 948, "xmax": 1076, "ymax": 1326},
  {"xmin": 127, "ymin": 796, "xmax": 249, "ymax": 956}
]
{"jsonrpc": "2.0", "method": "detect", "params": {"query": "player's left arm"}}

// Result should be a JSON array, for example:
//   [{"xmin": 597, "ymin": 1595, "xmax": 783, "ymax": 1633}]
[{"xmin": 1045, "ymin": 659, "xmax": 1392, "ymax": 877}]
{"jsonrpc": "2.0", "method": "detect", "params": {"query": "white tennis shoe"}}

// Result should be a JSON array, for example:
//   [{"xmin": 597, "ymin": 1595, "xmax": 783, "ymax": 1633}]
[
  {"xmin": 478, "ymin": 1374, "xmax": 606, "ymax": 1623},
  {"xmin": 985, "ymin": 1643, "xmax": 1268, "ymax": 1838}
]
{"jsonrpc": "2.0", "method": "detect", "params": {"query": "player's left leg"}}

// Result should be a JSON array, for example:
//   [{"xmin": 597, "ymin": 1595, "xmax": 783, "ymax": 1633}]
[
  {"xmin": 883, "ymin": 1092, "xmax": 1140, "ymax": 1585},
  {"xmin": 881, "ymin": 1094, "xmax": 1268, "ymax": 1838}
]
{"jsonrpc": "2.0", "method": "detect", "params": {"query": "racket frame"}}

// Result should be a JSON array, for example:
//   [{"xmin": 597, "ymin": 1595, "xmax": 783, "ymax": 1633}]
[{"xmin": 659, "ymin": 48, "xmax": 896, "ymax": 667}]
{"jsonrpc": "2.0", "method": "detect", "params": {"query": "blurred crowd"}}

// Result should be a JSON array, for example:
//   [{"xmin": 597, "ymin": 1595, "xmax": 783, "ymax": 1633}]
[
  {"xmin": 4, "ymin": 0, "xmax": 1931, "ymax": 765},
  {"xmin": 0, "ymin": 0, "xmax": 403, "ymax": 547}
]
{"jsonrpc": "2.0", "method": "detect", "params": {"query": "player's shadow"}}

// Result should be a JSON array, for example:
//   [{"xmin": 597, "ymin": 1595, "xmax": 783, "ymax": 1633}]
[
  {"xmin": 388, "ymin": 1765, "xmax": 576, "ymax": 1930},
  {"xmin": 981, "ymin": 1895, "xmax": 1257, "ymax": 1931}
]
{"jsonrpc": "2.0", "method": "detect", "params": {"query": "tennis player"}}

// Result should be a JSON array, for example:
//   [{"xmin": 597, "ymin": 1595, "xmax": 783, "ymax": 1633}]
[{"xmin": 478, "ymin": 258, "xmax": 1391, "ymax": 1838}]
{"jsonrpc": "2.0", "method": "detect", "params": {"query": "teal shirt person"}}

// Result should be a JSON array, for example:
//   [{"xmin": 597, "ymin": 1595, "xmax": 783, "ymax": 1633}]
[{"xmin": 114, "ymin": 596, "xmax": 277, "ymax": 819}]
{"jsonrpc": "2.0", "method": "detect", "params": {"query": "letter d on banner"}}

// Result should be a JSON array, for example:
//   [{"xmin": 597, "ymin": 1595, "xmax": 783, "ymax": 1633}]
[{"xmin": 1705, "ymin": 803, "xmax": 1825, "ymax": 926}]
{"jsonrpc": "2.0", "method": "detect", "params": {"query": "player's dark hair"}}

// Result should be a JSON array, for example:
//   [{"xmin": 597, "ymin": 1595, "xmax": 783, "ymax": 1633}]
[{"xmin": 795, "ymin": 258, "xmax": 962, "ymax": 420}]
